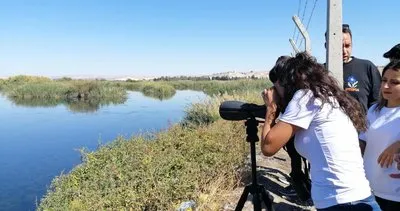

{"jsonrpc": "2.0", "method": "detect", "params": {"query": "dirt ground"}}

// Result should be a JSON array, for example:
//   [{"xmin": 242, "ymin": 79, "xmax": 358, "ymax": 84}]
[{"xmin": 221, "ymin": 148, "xmax": 316, "ymax": 211}]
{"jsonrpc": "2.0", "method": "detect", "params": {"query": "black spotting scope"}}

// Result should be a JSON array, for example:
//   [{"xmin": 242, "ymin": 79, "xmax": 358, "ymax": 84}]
[{"xmin": 219, "ymin": 101, "xmax": 267, "ymax": 121}]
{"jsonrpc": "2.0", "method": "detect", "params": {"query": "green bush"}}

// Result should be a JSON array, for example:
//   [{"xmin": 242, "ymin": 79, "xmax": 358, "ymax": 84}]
[
  {"xmin": 38, "ymin": 120, "xmax": 247, "ymax": 210},
  {"xmin": 123, "ymin": 79, "xmax": 271, "ymax": 96},
  {"xmin": 2, "ymin": 79, "xmax": 127, "ymax": 105},
  {"xmin": 141, "ymin": 83, "xmax": 176, "ymax": 100},
  {"xmin": 0, "ymin": 79, "xmax": 6, "ymax": 90},
  {"xmin": 38, "ymin": 90, "xmax": 267, "ymax": 210},
  {"xmin": 57, "ymin": 77, "xmax": 73, "ymax": 81},
  {"xmin": 6, "ymin": 75, "xmax": 52, "ymax": 84},
  {"xmin": 7, "ymin": 82, "xmax": 69, "ymax": 99},
  {"xmin": 169, "ymin": 79, "xmax": 270, "ymax": 95},
  {"xmin": 35, "ymin": 81, "xmax": 271, "ymax": 210}
]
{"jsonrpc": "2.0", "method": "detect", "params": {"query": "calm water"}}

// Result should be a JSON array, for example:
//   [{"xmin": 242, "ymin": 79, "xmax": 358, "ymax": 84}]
[{"xmin": 0, "ymin": 90, "xmax": 207, "ymax": 211}]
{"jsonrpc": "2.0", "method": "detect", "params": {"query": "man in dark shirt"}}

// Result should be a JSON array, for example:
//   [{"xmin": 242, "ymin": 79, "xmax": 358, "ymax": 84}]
[
  {"xmin": 341, "ymin": 24, "xmax": 381, "ymax": 113},
  {"xmin": 326, "ymin": 24, "xmax": 381, "ymax": 113}
]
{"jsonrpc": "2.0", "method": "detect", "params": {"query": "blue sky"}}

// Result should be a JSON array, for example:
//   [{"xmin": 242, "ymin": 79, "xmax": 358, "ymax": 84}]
[{"xmin": 0, "ymin": 0, "xmax": 399, "ymax": 77}]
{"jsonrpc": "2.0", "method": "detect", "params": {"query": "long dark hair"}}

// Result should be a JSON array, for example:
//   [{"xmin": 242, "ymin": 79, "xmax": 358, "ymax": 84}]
[
  {"xmin": 269, "ymin": 55, "xmax": 291, "ymax": 83},
  {"xmin": 273, "ymin": 52, "xmax": 367, "ymax": 132},
  {"xmin": 375, "ymin": 60, "xmax": 400, "ymax": 111}
]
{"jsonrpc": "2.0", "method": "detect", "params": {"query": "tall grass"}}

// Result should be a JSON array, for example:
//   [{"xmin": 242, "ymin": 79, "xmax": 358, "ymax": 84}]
[
  {"xmin": 38, "ymin": 121, "xmax": 248, "ymax": 210},
  {"xmin": 1, "ymin": 76, "xmax": 270, "ymax": 102},
  {"xmin": 2, "ymin": 78, "xmax": 127, "ymax": 103},
  {"xmin": 123, "ymin": 79, "xmax": 271, "ymax": 96},
  {"xmin": 37, "ymin": 90, "xmax": 265, "ymax": 210},
  {"xmin": 0, "ymin": 79, "xmax": 6, "ymax": 90},
  {"xmin": 6, "ymin": 75, "xmax": 52, "ymax": 84},
  {"xmin": 170, "ymin": 79, "xmax": 270, "ymax": 95},
  {"xmin": 141, "ymin": 83, "xmax": 176, "ymax": 100},
  {"xmin": 6, "ymin": 82, "xmax": 70, "ymax": 99},
  {"xmin": 70, "ymin": 81, "xmax": 127, "ymax": 102}
]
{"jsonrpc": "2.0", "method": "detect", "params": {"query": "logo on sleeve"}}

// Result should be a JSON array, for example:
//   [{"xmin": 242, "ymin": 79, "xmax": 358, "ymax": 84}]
[{"xmin": 345, "ymin": 76, "xmax": 359, "ymax": 92}]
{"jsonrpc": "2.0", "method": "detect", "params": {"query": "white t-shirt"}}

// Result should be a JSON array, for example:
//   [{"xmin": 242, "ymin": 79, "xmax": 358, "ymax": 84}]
[
  {"xmin": 359, "ymin": 104, "xmax": 400, "ymax": 202},
  {"xmin": 278, "ymin": 89, "xmax": 371, "ymax": 209}
]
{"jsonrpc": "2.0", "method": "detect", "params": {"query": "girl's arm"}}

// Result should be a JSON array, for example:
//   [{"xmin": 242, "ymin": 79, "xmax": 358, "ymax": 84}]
[
  {"xmin": 260, "ymin": 88, "xmax": 299, "ymax": 156},
  {"xmin": 378, "ymin": 140, "xmax": 400, "ymax": 168},
  {"xmin": 261, "ymin": 114, "xmax": 299, "ymax": 156}
]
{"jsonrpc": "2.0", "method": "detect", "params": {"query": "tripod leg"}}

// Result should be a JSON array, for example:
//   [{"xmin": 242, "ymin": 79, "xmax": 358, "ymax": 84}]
[
  {"xmin": 253, "ymin": 191, "xmax": 262, "ymax": 211},
  {"xmin": 235, "ymin": 186, "xmax": 250, "ymax": 211},
  {"xmin": 260, "ymin": 186, "xmax": 275, "ymax": 211}
]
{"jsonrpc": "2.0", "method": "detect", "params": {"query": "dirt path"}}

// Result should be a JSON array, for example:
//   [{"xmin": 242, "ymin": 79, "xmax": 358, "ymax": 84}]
[{"xmin": 221, "ymin": 149, "xmax": 316, "ymax": 211}]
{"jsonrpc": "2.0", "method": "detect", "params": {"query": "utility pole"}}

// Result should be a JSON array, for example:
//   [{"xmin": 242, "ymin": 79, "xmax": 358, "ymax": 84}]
[
  {"xmin": 292, "ymin": 15, "xmax": 311, "ymax": 54},
  {"xmin": 326, "ymin": 0, "xmax": 343, "ymax": 87}
]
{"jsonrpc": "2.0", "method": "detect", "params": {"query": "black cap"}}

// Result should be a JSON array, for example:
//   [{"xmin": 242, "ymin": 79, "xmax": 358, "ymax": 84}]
[{"xmin": 383, "ymin": 43, "xmax": 400, "ymax": 59}]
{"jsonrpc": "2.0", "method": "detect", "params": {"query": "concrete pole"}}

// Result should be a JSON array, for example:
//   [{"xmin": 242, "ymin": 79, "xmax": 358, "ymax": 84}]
[
  {"xmin": 326, "ymin": 0, "xmax": 343, "ymax": 88},
  {"xmin": 289, "ymin": 38, "xmax": 300, "ymax": 54},
  {"xmin": 292, "ymin": 15, "xmax": 311, "ymax": 54}
]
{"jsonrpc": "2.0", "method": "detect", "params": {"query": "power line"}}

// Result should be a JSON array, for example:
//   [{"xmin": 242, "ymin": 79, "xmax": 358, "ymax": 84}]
[
  {"xmin": 305, "ymin": 0, "xmax": 318, "ymax": 30},
  {"xmin": 295, "ymin": 0, "xmax": 308, "ymax": 45},
  {"xmin": 300, "ymin": 0, "xmax": 309, "ymax": 23},
  {"xmin": 292, "ymin": 0, "xmax": 302, "ymax": 40},
  {"xmin": 299, "ymin": 0, "xmax": 318, "ymax": 47}
]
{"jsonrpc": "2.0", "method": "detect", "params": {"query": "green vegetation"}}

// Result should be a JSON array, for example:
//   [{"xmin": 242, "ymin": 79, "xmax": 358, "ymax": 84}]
[
  {"xmin": 122, "ymin": 79, "xmax": 269, "ymax": 96},
  {"xmin": 5, "ymin": 75, "xmax": 52, "ymax": 84},
  {"xmin": 38, "ymin": 121, "xmax": 248, "ymax": 210},
  {"xmin": 1, "ymin": 75, "xmax": 272, "ymax": 209},
  {"xmin": 141, "ymin": 83, "xmax": 176, "ymax": 100},
  {"xmin": 2, "ymin": 77, "xmax": 126, "ymax": 100},
  {"xmin": 1, "ymin": 76, "xmax": 128, "ymax": 112},
  {"xmin": 1, "ymin": 76, "xmax": 270, "ymax": 114},
  {"xmin": 36, "ymin": 83, "xmax": 268, "ymax": 210},
  {"xmin": 1, "ymin": 75, "xmax": 269, "ymax": 101},
  {"xmin": 0, "ymin": 79, "xmax": 5, "ymax": 90}
]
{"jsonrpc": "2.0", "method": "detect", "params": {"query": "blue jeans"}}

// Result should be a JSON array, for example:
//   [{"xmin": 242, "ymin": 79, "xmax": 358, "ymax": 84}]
[{"xmin": 317, "ymin": 195, "xmax": 382, "ymax": 211}]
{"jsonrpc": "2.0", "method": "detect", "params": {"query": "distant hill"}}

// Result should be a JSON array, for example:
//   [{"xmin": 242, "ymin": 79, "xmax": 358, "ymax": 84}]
[
  {"xmin": 207, "ymin": 70, "xmax": 268, "ymax": 80},
  {"xmin": 0, "ymin": 66, "xmax": 385, "ymax": 82}
]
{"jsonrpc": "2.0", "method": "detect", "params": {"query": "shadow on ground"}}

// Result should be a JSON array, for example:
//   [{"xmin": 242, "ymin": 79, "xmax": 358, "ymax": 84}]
[{"xmin": 224, "ymin": 150, "xmax": 315, "ymax": 211}]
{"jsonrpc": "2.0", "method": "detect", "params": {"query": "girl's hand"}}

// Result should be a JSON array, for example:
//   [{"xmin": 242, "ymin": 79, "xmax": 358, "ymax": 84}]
[
  {"xmin": 261, "ymin": 87, "xmax": 279, "ymax": 109},
  {"xmin": 378, "ymin": 141, "xmax": 400, "ymax": 168},
  {"xmin": 262, "ymin": 87, "xmax": 281, "ymax": 125},
  {"xmin": 389, "ymin": 153, "xmax": 400, "ymax": 179}
]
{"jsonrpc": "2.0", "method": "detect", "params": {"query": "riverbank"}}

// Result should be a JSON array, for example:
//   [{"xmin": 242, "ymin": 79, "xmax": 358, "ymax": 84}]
[
  {"xmin": 29, "ymin": 76, "xmax": 317, "ymax": 210},
  {"xmin": 0, "ymin": 75, "xmax": 267, "ymax": 101},
  {"xmin": 37, "ymin": 87, "xmax": 267, "ymax": 210}
]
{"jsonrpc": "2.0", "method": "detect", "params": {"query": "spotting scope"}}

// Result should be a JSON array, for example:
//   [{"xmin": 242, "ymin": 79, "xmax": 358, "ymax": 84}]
[{"xmin": 219, "ymin": 101, "xmax": 266, "ymax": 121}]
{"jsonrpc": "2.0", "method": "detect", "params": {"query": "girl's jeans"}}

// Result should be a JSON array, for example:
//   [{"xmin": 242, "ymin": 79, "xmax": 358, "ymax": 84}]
[{"xmin": 317, "ymin": 195, "xmax": 381, "ymax": 211}]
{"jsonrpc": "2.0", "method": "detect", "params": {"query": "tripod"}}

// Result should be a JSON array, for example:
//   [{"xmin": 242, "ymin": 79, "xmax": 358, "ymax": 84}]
[{"xmin": 235, "ymin": 117, "xmax": 275, "ymax": 211}]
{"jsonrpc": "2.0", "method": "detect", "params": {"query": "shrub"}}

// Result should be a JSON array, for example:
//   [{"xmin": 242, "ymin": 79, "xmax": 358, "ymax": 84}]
[{"xmin": 38, "ymin": 121, "xmax": 247, "ymax": 210}]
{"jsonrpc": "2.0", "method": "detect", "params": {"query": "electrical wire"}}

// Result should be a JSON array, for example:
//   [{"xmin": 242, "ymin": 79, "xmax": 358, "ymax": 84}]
[{"xmin": 299, "ymin": 0, "xmax": 318, "ymax": 47}]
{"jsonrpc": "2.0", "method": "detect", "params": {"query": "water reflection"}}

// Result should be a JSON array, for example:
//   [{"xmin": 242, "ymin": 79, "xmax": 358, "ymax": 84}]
[
  {"xmin": 6, "ymin": 90, "xmax": 178, "ymax": 112},
  {"xmin": 8, "ymin": 96, "xmax": 61, "ymax": 108},
  {"xmin": 141, "ymin": 90, "xmax": 176, "ymax": 101},
  {"xmin": 66, "ymin": 98, "xmax": 126, "ymax": 113},
  {"xmin": 0, "ymin": 90, "xmax": 207, "ymax": 211}
]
